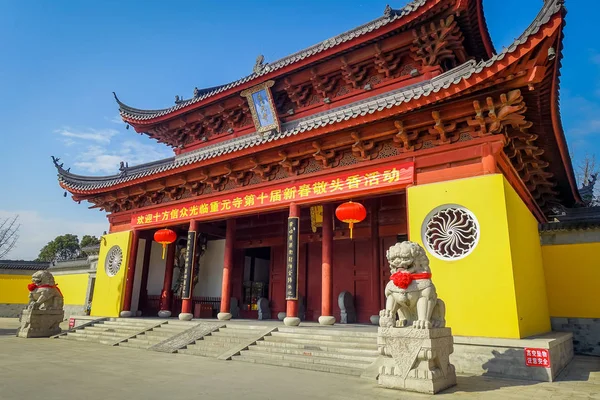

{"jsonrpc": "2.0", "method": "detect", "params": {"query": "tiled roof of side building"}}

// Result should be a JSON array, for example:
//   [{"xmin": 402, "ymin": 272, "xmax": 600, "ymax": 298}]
[
  {"xmin": 55, "ymin": 0, "xmax": 564, "ymax": 193},
  {"xmin": 115, "ymin": 0, "xmax": 430, "ymax": 121},
  {"xmin": 0, "ymin": 260, "xmax": 50, "ymax": 271},
  {"xmin": 540, "ymin": 206, "xmax": 600, "ymax": 232}
]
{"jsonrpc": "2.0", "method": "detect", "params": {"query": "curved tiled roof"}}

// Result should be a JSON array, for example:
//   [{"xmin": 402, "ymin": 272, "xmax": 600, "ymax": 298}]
[
  {"xmin": 116, "ymin": 0, "xmax": 429, "ymax": 122},
  {"xmin": 0, "ymin": 260, "xmax": 50, "ymax": 271},
  {"xmin": 57, "ymin": 0, "xmax": 564, "ymax": 193}
]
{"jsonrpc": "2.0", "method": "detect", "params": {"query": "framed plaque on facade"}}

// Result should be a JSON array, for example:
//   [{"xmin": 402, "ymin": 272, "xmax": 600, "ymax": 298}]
[{"xmin": 240, "ymin": 80, "xmax": 280, "ymax": 136}]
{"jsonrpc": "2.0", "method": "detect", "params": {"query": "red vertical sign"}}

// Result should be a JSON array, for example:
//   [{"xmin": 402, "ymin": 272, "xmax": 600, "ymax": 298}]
[{"xmin": 524, "ymin": 348, "xmax": 550, "ymax": 367}]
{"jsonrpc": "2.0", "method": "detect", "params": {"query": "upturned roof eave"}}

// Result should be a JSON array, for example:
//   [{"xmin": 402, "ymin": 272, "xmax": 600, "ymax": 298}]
[{"xmin": 57, "ymin": 0, "xmax": 566, "ymax": 197}]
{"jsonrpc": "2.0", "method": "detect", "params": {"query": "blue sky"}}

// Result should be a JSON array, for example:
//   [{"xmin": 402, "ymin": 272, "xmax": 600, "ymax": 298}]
[{"xmin": 0, "ymin": 0, "xmax": 598, "ymax": 259}]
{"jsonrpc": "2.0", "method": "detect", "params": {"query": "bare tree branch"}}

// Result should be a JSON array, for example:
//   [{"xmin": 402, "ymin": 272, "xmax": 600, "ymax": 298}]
[{"xmin": 0, "ymin": 215, "xmax": 20, "ymax": 259}]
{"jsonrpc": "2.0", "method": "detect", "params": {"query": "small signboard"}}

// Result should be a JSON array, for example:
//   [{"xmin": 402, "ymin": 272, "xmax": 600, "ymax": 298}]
[
  {"xmin": 524, "ymin": 348, "xmax": 550, "ymax": 367},
  {"xmin": 182, "ymin": 231, "xmax": 197, "ymax": 300},
  {"xmin": 68, "ymin": 318, "xmax": 75, "ymax": 329},
  {"xmin": 285, "ymin": 217, "xmax": 299, "ymax": 300}
]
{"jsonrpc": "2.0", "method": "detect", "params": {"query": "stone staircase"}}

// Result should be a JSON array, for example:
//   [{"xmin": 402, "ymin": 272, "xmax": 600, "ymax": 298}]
[
  {"xmin": 58, "ymin": 318, "xmax": 161, "ymax": 345},
  {"xmin": 119, "ymin": 320, "xmax": 196, "ymax": 349},
  {"xmin": 232, "ymin": 327, "xmax": 379, "ymax": 376},
  {"xmin": 178, "ymin": 324, "xmax": 267, "ymax": 358}
]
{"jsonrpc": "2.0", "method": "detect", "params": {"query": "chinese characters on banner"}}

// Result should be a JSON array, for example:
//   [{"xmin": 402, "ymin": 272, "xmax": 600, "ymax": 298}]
[
  {"xmin": 524, "ymin": 348, "xmax": 551, "ymax": 367},
  {"xmin": 130, "ymin": 161, "xmax": 414, "ymax": 227},
  {"xmin": 285, "ymin": 217, "xmax": 299, "ymax": 300},
  {"xmin": 181, "ymin": 231, "xmax": 197, "ymax": 300}
]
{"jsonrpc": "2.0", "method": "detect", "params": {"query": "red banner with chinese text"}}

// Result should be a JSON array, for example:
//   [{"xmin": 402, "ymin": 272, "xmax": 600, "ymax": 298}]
[{"xmin": 130, "ymin": 161, "xmax": 414, "ymax": 228}]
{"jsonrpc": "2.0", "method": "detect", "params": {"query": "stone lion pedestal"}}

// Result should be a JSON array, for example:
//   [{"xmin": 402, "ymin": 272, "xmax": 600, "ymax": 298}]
[
  {"xmin": 16, "ymin": 270, "xmax": 64, "ymax": 338},
  {"xmin": 17, "ymin": 309, "xmax": 63, "ymax": 338},
  {"xmin": 377, "ymin": 327, "xmax": 456, "ymax": 394},
  {"xmin": 377, "ymin": 241, "xmax": 457, "ymax": 394}
]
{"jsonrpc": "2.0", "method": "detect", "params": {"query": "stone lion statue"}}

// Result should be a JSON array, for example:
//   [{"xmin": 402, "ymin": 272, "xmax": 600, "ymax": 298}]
[
  {"xmin": 379, "ymin": 241, "xmax": 445, "ymax": 329},
  {"xmin": 27, "ymin": 270, "xmax": 64, "ymax": 311}
]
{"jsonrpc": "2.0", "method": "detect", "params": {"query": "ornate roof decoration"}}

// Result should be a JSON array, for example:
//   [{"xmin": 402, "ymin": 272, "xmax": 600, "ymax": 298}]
[
  {"xmin": 57, "ymin": 0, "xmax": 564, "ymax": 194},
  {"xmin": 56, "ymin": 0, "xmax": 565, "ymax": 193},
  {"xmin": 115, "ymin": 0, "xmax": 430, "ymax": 122}
]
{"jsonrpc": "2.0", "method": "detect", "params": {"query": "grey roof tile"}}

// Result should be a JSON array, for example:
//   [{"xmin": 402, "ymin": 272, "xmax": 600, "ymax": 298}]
[{"xmin": 56, "ymin": 0, "xmax": 563, "ymax": 193}]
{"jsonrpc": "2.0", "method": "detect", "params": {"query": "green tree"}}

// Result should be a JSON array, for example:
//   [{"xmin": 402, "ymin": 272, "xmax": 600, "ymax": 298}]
[
  {"xmin": 80, "ymin": 235, "xmax": 100, "ymax": 248},
  {"xmin": 36, "ymin": 234, "xmax": 81, "ymax": 262}
]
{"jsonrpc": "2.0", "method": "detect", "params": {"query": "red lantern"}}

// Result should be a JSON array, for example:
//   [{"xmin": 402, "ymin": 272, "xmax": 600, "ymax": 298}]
[
  {"xmin": 335, "ymin": 201, "xmax": 367, "ymax": 239},
  {"xmin": 154, "ymin": 229, "xmax": 177, "ymax": 259}
]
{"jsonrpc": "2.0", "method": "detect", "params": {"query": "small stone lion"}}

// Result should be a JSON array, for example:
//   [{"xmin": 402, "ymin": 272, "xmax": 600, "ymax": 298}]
[
  {"xmin": 379, "ymin": 241, "xmax": 445, "ymax": 329},
  {"xmin": 28, "ymin": 270, "xmax": 64, "ymax": 311}
]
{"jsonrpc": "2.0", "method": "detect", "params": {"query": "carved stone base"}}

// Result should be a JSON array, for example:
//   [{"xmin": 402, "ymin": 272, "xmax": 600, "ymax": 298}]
[
  {"xmin": 157, "ymin": 310, "xmax": 172, "ymax": 318},
  {"xmin": 16, "ymin": 309, "xmax": 63, "ymax": 338},
  {"xmin": 377, "ymin": 327, "xmax": 456, "ymax": 394}
]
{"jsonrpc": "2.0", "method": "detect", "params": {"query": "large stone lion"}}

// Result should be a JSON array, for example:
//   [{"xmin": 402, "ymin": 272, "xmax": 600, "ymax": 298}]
[
  {"xmin": 379, "ymin": 241, "xmax": 445, "ymax": 329},
  {"xmin": 28, "ymin": 270, "xmax": 64, "ymax": 311}
]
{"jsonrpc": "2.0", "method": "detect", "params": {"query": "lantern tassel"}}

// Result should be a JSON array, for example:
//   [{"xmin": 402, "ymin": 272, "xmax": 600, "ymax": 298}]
[
  {"xmin": 349, "ymin": 222, "xmax": 354, "ymax": 240},
  {"xmin": 161, "ymin": 244, "xmax": 166, "ymax": 259}
]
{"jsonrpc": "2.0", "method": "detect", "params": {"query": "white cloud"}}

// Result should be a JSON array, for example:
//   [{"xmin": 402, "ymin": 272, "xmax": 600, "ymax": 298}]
[
  {"xmin": 73, "ymin": 140, "xmax": 172, "ymax": 174},
  {"xmin": 0, "ymin": 210, "xmax": 107, "ymax": 261},
  {"xmin": 55, "ymin": 127, "xmax": 118, "ymax": 144},
  {"xmin": 106, "ymin": 115, "xmax": 124, "ymax": 124}
]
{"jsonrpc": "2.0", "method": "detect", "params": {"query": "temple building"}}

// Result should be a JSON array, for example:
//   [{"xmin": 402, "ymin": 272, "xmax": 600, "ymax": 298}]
[{"xmin": 54, "ymin": 0, "xmax": 598, "ymax": 348}]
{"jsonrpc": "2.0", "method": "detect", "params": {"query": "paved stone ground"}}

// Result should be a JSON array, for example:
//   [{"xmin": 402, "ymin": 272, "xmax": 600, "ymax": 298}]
[{"xmin": 1, "ymin": 318, "xmax": 599, "ymax": 400}]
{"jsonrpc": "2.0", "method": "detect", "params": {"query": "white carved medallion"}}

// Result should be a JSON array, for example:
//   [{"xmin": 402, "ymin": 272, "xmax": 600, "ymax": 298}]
[
  {"xmin": 104, "ymin": 245, "xmax": 123, "ymax": 277},
  {"xmin": 422, "ymin": 205, "xmax": 479, "ymax": 261}
]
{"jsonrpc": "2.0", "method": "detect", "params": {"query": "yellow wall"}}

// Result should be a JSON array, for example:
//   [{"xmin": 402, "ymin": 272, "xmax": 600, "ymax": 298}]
[
  {"xmin": 54, "ymin": 273, "xmax": 89, "ymax": 305},
  {"xmin": 543, "ymin": 242, "xmax": 600, "ymax": 318},
  {"xmin": 0, "ymin": 274, "xmax": 31, "ymax": 304},
  {"xmin": 91, "ymin": 231, "xmax": 131, "ymax": 317},
  {"xmin": 407, "ymin": 174, "xmax": 550, "ymax": 338},
  {"xmin": 504, "ymin": 179, "xmax": 550, "ymax": 337}
]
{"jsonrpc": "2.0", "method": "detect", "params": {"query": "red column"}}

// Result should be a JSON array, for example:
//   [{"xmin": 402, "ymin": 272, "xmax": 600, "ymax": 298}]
[
  {"xmin": 121, "ymin": 229, "xmax": 140, "ymax": 317},
  {"xmin": 284, "ymin": 203, "xmax": 300, "ymax": 326},
  {"xmin": 319, "ymin": 204, "xmax": 335, "ymax": 325},
  {"xmin": 180, "ymin": 220, "xmax": 200, "ymax": 320},
  {"xmin": 218, "ymin": 219, "xmax": 236, "ymax": 320},
  {"xmin": 158, "ymin": 242, "xmax": 177, "ymax": 317}
]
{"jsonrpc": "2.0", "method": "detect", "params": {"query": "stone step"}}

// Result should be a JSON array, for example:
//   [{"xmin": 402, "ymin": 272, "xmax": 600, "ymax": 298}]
[
  {"xmin": 210, "ymin": 330, "xmax": 260, "ymax": 338},
  {"xmin": 254, "ymin": 340, "xmax": 379, "ymax": 356},
  {"xmin": 118, "ymin": 341, "xmax": 151, "ymax": 349},
  {"xmin": 59, "ymin": 334, "xmax": 116, "ymax": 345},
  {"xmin": 277, "ymin": 327, "xmax": 378, "ymax": 338},
  {"xmin": 144, "ymin": 329, "xmax": 186, "ymax": 338},
  {"xmin": 67, "ymin": 331, "xmax": 129, "ymax": 341},
  {"xmin": 185, "ymin": 341, "xmax": 228, "ymax": 351},
  {"xmin": 178, "ymin": 347, "xmax": 222, "ymax": 357},
  {"xmin": 82, "ymin": 326, "xmax": 145, "ymax": 335},
  {"xmin": 225, "ymin": 324, "xmax": 268, "ymax": 330},
  {"xmin": 232, "ymin": 354, "xmax": 364, "ymax": 376},
  {"xmin": 240, "ymin": 348, "xmax": 372, "ymax": 368},
  {"xmin": 270, "ymin": 331, "xmax": 376, "ymax": 343},
  {"xmin": 247, "ymin": 345, "xmax": 377, "ymax": 362},
  {"xmin": 202, "ymin": 335, "xmax": 247, "ymax": 344},
  {"xmin": 262, "ymin": 335, "xmax": 377, "ymax": 350},
  {"xmin": 95, "ymin": 322, "xmax": 155, "ymax": 331}
]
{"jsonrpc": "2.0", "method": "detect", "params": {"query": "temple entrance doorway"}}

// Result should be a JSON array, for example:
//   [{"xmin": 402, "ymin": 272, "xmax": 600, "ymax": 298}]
[{"xmin": 241, "ymin": 247, "xmax": 271, "ymax": 316}]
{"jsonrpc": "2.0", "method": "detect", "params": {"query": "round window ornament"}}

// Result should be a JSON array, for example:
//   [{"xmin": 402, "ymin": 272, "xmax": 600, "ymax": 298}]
[
  {"xmin": 104, "ymin": 245, "xmax": 123, "ymax": 277},
  {"xmin": 422, "ymin": 205, "xmax": 479, "ymax": 261}
]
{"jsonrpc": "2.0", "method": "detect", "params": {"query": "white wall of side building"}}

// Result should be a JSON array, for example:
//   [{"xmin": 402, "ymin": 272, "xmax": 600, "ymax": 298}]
[
  {"xmin": 146, "ymin": 241, "xmax": 167, "ymax": 296},
  {"xmin": 194, "ymin": 239, "xmax": 225, "ymax": 298}
]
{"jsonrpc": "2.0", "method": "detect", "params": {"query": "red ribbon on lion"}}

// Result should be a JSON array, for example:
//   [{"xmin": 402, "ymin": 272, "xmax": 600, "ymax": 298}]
[
  {"xmin": 28, "ymin": 283, "xmax": 63, "ymax": 296},
  {"xmin": 390, "ymin": 271, "xmax": 432, "ymax": 289}
]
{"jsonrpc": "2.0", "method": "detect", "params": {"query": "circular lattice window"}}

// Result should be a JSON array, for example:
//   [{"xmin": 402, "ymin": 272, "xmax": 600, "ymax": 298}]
[
  {"xmin": 104, "ymin": 245, "xmax": 123, "ymax": 277},
  {"xmin": 422, "ymin": 205, "xmax": 480, "ymax": 261}
]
